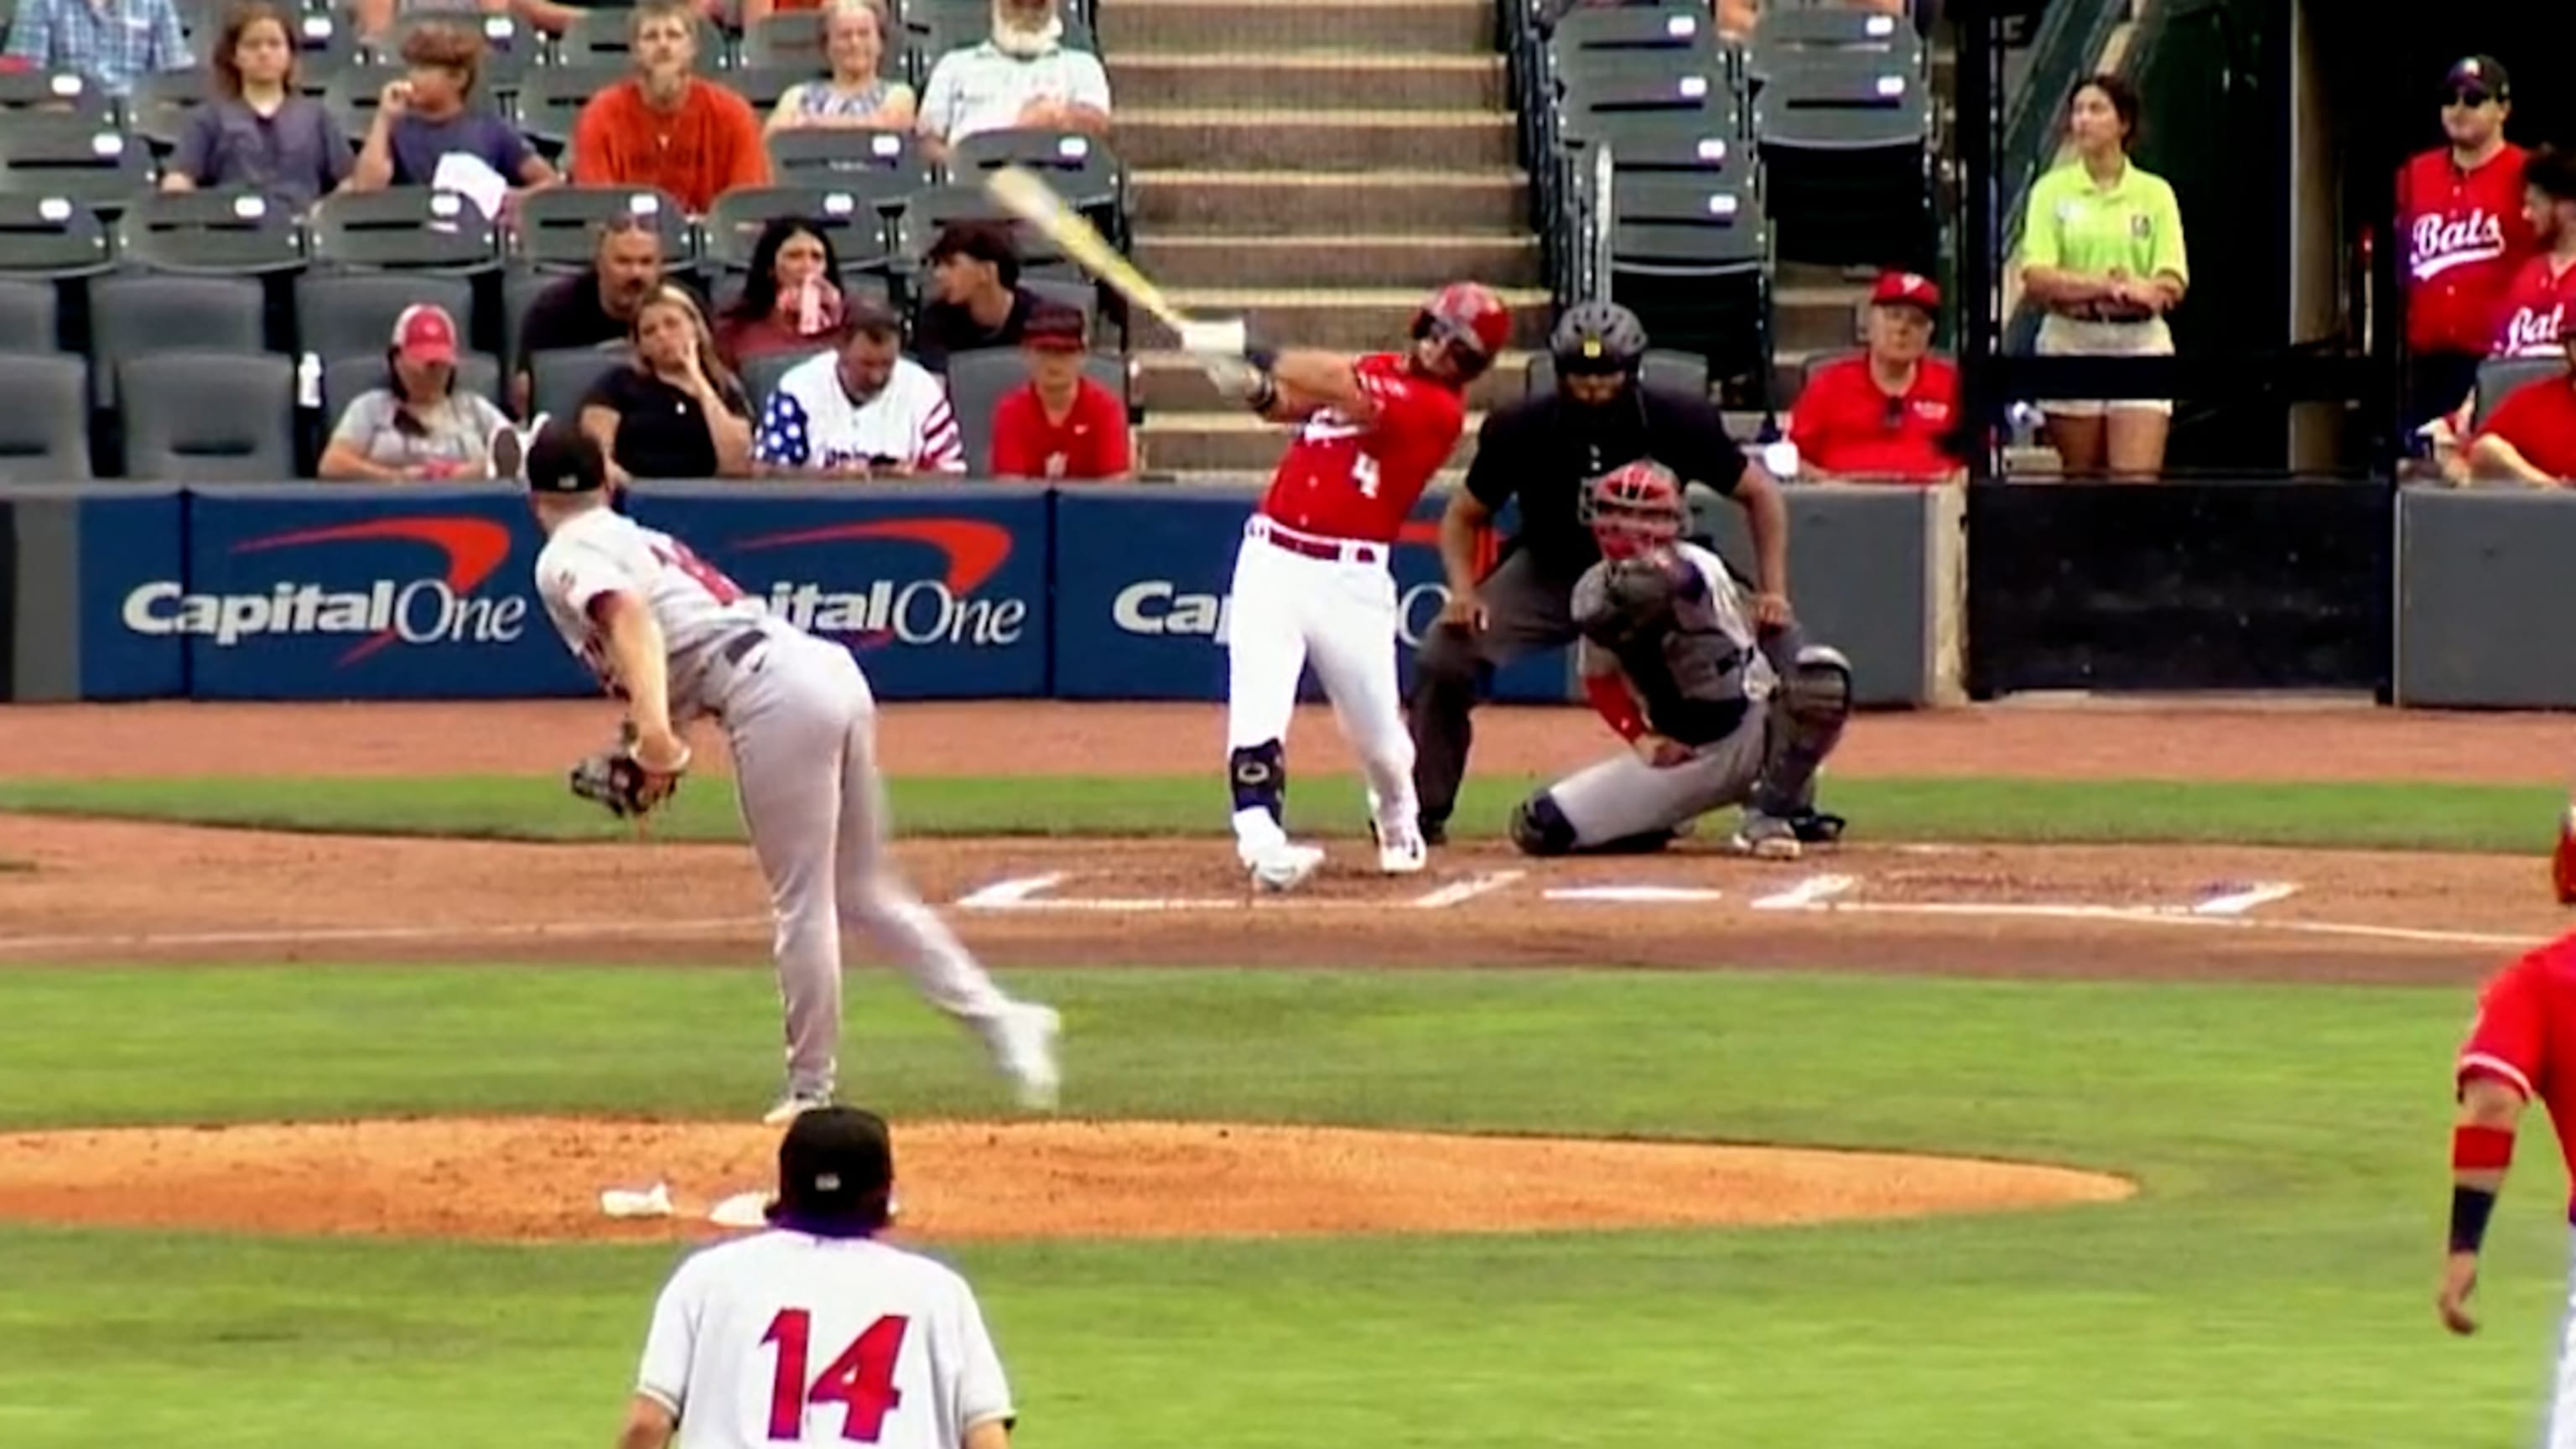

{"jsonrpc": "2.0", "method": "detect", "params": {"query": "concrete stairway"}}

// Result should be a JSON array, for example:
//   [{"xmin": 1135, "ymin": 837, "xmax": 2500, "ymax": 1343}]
[{"xmin": 1101, "ymin": 0, "xmax": 1552, "ymax": 479}]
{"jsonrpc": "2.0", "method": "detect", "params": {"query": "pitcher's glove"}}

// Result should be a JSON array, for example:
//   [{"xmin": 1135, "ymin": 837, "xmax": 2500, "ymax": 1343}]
[{"xmin": 569, "ymin": 724, "xmax": 690, "ymax": 821}]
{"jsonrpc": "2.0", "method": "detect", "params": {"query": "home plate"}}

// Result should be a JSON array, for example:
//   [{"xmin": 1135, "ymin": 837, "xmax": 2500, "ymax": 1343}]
[{"xmin": 1542, "ymin": 885, "xmax": 1728, "ymax": 904}]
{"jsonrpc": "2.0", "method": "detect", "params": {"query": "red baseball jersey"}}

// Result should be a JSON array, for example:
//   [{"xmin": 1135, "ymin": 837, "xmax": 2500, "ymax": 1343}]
[
  {"xmin": 2457, "ymin": 934, "xmax": 2576, "ymax": 1215},
  {"xmin": 2472, "ymin": 375, "xmax": 2576, "ymax": 480},
  {"xmin": 2402, "ymin": 143, "xmax": 2537, "ymax": 356},
  {"xmin": 2492, "ymin": 252, "xmax": 2576, "ymax": 357},
  {"xmin": 1255, "ymin": 353, "xmax": 1467, "ymax": 544},
  {"xmin": 989, "ymin": 377, "xmax": 1132, "ymax": 481}
]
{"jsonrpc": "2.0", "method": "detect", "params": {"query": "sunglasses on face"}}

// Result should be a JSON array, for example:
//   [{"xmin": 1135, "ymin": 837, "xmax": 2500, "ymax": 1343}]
[{"xmin": 2448, "ymin": 88, "xmax": 2496, "ymax": 108}]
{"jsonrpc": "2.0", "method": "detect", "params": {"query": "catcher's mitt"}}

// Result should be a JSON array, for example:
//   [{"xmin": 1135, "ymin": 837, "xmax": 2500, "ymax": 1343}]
[
  {"xmin": 569, "ymin": 724, "xmax": 690, "ymax": 822},
  {"xmin": 1574, "ymin": 548, "xmax": 1691, "ymax": 652}
]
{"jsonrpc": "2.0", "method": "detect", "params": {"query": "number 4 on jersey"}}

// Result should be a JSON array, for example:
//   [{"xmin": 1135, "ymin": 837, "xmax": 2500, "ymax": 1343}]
[
  {"xmin": 1353, "ymin": 454, "xmax": 1382, "ymax": 498},
  {"xmin": 762, "ymin": 1311, "xmax": 911, "ymax": 1443}
]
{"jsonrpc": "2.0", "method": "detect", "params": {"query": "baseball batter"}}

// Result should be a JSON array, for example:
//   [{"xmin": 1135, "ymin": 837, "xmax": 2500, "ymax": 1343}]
[
  {"xmin": 509, "ymin": 422, "xmax": 1061, "ymax": 1124},
  {"xmin": 619, "ymin": 1106, "xmax": 1018, "ymax": 1449},
  {"xmin": 2440, "ymin": 930, "xmax": 2576, "ymax": 1446},
  {"xmin": 1177, "ymin": 282, "xmax": 1512, "ymax": 891},
  {"xmin": 1508, "ymin": 462, "xmax": 1850, "ymax": 859}
]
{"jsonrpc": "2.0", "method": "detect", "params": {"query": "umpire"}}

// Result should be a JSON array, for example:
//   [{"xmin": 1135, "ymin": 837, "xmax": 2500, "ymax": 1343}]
[{"xmin": 1406, "ymin": 300, "xmax": 1795, "ymax": 844}]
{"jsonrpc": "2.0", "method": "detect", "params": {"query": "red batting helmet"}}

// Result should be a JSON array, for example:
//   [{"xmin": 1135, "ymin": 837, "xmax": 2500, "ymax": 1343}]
[
  {"xmin": 1410, "ymin": 281, "xmax": 1510, "ymax": 382},
  {"xmin": 1581, "ymin": 460, "xmax": 1687, "ymax": 560}
]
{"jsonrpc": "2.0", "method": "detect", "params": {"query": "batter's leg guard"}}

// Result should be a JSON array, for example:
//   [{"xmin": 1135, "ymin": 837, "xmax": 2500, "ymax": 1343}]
[
  {"xmin": 1508, "ymin": 791, "xmax": 1579, "ymax": 858},
  {"xmin": 1230, "ymin": 740, "xmax": 1287, "ymax": 827},
  {"xmin": 1752, "ymin": 645, "xmax": 1852, "ymax": 819}
]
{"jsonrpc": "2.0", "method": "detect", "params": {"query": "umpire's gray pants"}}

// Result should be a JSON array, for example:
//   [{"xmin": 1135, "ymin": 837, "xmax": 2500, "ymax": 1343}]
[
  {"xmin": 1406, "ymin": 548, "xmax": 1582, "ymax": 829},
  {"xmin": 1546, "ymin": 693, "xmax": 1770, "ymax": 849}
]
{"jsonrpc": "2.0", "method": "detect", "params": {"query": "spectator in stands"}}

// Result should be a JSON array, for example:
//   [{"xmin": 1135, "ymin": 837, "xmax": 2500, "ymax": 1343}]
[
  {"xmin": 990, "ymin": 301, "xmax": 1129, "ymax": 480},
  {"xmin": 915, "ymin": 0, "xmax": 1110, "ymax": 158},
  {"xmin": 351, "ymin": 0, "xmax": 585, "ymax": 44},
  {"xmin": 319, "ymin": 304, "xmax": 514, "ymax": 481},
  {"xmin": 348, "ymin": 22, "xmax": 558, "ymax": 203},
  {"xmin": 914, "ymin": 220, "xmax": 1037, "ymax": 373},
  {"xmin": 161, "ymin": 3, "xmax": 351, "ymax": 210},
  {"xmin": 714, "ymin": 216, "xmax": 847, "ymax": 371},
  {"xmin": 512, "ymin": 215, "xmax": 670, "ymax": 416},
  {"xmin": 2468, "ymin": 332, "xmax": 2576, "ymax": 486},
  {"xmin": 1786, "ymin": 270, "xmax": 1963, "ymax": 485},
  {"xmin": 4, "ymin": 0, "xmax": 190, "ymax": 97},
  {"xmin": 754, "ymin": 298, "xmax": 966, "ymax": 477},
  {"xmin": 767, "ymin": 0, "xmax": 916, "ymax": 136},
  {"xmin": 581, "ymin": 283, "xmax": 755, "ymax": 479},
  {"xmin": 2018, "ymin": 73, "xmax": 2188, "ymax": 481},
  {"xmin": 2399, "ymin": 56, "xmax": 2535, "ymax": 438},
  {"xmin": 571, "ymin": 0, "xmax": 770, "ymax": 216}
]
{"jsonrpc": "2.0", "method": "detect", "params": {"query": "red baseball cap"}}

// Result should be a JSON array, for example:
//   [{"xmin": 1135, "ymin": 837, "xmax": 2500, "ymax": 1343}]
[
  {"xmin": 1871, "ymin": 270, "xmax": 1941, "ymax": 312},
  {"xmin": 392, "ymin": 303, "xmax": 460, "ymax": 364}
]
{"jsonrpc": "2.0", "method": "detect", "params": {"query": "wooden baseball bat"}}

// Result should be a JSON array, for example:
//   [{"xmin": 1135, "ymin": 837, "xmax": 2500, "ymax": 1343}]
[{"xmin": 982, "ymin": 164, "xmax": 1194, "ymax": 335}]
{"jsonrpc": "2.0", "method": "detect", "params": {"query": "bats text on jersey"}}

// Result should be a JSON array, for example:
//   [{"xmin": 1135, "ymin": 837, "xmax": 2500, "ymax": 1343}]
[{"xmin": 1254, "ymin": 353, "xmax": 1468, "ymax": 544}]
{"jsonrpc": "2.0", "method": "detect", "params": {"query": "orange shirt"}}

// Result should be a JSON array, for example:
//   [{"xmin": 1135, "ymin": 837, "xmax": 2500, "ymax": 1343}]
[{"xmin": 571, "ymin": 78, "xmax": 771, "ymax": 216}]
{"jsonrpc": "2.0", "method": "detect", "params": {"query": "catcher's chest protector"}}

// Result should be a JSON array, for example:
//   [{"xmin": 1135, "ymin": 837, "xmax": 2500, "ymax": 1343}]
[{"xmin": 1592, "ymin": 545, "xmax": 1773, "ymax": 745}]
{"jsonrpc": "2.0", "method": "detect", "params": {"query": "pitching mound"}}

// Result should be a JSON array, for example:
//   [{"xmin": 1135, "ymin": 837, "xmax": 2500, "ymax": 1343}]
[{"xmin": 0, "ymin": 1117, "xmax": 2131, "ymax": 1242}]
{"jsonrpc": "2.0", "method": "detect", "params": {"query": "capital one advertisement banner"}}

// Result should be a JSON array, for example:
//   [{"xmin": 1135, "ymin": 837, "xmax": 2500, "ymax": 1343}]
[
  {"xmin": 625, "ymin": 485, "xmax": 1049, "ymax": 699},
  {"xmin": 1052, "ymin": 486, "xmax": 1572, "ymax": 704},
  {"xmin": 162, "ymin": 487, "xmax": 592, "ymax": 700}
]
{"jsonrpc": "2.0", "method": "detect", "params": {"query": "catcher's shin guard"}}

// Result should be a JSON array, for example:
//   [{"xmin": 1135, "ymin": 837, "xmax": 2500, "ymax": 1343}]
[{"xmin": 1752, "ymin": 645, "xmax": 1852, "ymax": 819}]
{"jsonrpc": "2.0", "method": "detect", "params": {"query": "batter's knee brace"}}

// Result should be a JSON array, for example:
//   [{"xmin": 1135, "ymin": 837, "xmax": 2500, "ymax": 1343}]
[
  {"xmin": 1229, "ymin": 740, "xmax": 1286, "ymax": 825},
  {"xmin": 1509, "ymin": 792, "xmax": 1578, "ymax": 857}
]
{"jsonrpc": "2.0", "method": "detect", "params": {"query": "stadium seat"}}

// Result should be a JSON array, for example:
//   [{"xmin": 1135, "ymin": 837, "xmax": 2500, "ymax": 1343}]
[
  {"xmin": 724, "ymin": 65, "xmax": 814, "ymax": 112},
  {"xmin": 0, "ymin": 194, "xmax": 112, "ymax": 280},
  {"xmin": 766, "ymin": 128, "xmax": 935, "ymax": 191},
  {"xmin": 1750, "ymin": 55, "xmax": 1934, "ymax": 267},
  {"xmin": 309, "ymin": 188, "xmax": 503, "ymax": 273},
  {"xmin": 297, "ymin": 272, "xmax": 478, "ymax": 364},
  {"xmin": 1019, "ymin": 273, "xmax": 1099, "ymax": 331},
  {"xmin": 117, "ymin": 189, "xmax": 307, "ymax": 275},
  {"xmin": 1602, "ymin": 177, "xmax": 1773, "ymax": 402},
  {"xmin": 740, "ymin": 10, "xmax": 835, "ymax": 71},
  {"xmin": 942, "ymin": 346, "xmax": 1126, "ymax": 475},
  {"xmin": 118, "ymin": 351, "xmax": 297, "ymax": 481},
  {"xmin": 0, "ymin": 119, "xmax": 153, "ymax": 211},
  {"xmin": 1748, "ymin": 5, "xmax": 1925, "ymax": 84},
  {"xmin": 555, "ymin": 8, "xmax": 724, "ymax": 66},
  {"xmin": 285, "ymin": 11, "xmax": 368, "ymax": 88},
  {"xmin": 0, "ymin": 275, "xmax": 57, "ymax": 350},
  {"xmin": 89, "ymin": 273, "xmax": 268, "ymax": 408},
  {"xmin": 947, "ymin": 128, "xmax": 1124, "ymax": 238},
  {"xmin": 129, "ymin": 69, "xmax": 210, "ymax": 153},
  {"xmin": 892, "ymin": 183, "xmax": 1064, "ymax": 268},
  {"xmin": 739, "ymin": 345, "xmax": 830, "ymax": 413},
  {"xmin": 528, "ymin": 345, "xmax": 633, "ymax": 422},
  {"xmin": 0, "ymin": 69, "xmax": 117, "ymax": 125},
  {"xmin": 1559, "ymin": 71, "xmax": 1748, "ymax": 148},
  {"xmin": 2474, "ymin": 356, "xmax": 2564, "ymax": 432},
  {"xmin": 509, "ymin": 186, "xmax": 694, "ymax": 273},
  {"xmin": 1751, "ymin": 56, "xmax": 1932, "ymax": 150},
  {"xmin": 512, "ymin": 65, "xmax": 631, "ymax": 153},
  {"xmin": 319, "ymin": 349, "xmax": 506, "ymax": 424},
  {"xmin": 1524, "ymin": 347, "xmax": 1710, "ymax": 400},
  {"xmin": 704, "ymin": 184, "xmax": 898, "ymax": 274},
  {"xmin": 0, "ymin": 351, "xmax": 90, "ymax": 480}
]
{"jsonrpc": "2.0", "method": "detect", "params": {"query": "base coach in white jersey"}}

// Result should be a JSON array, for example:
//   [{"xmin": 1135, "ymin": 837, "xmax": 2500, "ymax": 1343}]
[{"xmin": 620, "ymin": 1106, "xmax": 1020, "ymax": 1449}]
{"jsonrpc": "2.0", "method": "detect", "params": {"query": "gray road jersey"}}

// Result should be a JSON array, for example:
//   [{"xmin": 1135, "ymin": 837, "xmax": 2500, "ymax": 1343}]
[{"xmin": 1573, "ymin": 543, "xmax": 1774, "ymax": 745}]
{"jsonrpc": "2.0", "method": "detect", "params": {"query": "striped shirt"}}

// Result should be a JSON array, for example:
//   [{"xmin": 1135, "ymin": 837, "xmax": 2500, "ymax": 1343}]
[
  {"xmin": 754, "ymin": 351, "xmax": 964, "ymax": 474},
  {"xmin": 3, "ymin": 0, "xmax": 191, "ymax": 97}
]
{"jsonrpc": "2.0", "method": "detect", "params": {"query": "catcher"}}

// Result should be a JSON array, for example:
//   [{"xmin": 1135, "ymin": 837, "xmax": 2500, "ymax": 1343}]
[
  {"xmin": 1509, "ymin": 460, "xmax": 1852, "ymax": 860},
  {"xmin": 510, "ymin": 419, "xmax": 1062, "ymax": 1125}
]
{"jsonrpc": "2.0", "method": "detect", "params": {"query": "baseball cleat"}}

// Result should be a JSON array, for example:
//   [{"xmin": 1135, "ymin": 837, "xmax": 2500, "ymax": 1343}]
[
  {"xmin": 1730, "ymin": 811, "xmax": 1804, "ymax": 862},
  {"xmin": 1376, "ymin": 824, "xmax": 1428, "ymax": 875},
  {"xmin": 762, "ymin": 1089, "xmax": 834, "ymax": 1126},
  {"xmin": 2554, "ymin": 803, "xmax": 2576, "ymax": 906},
  {"xmin": 1244, "ymin": 841, "xmax": 1326, "ymax": 892},
  {"xmin": 987, "ymin": 1004, "xmax": 1062, "ymax": 1112}
]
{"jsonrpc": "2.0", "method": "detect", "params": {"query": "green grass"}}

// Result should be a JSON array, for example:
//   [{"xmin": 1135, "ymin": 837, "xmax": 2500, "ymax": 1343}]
[
  {"xmin": 0, "ymin": 772, "xmax": 2562, "ymax": 852},
  {"xmin": 0, "ymin": 964, "xmax": 2553, "ymax": 1446}
]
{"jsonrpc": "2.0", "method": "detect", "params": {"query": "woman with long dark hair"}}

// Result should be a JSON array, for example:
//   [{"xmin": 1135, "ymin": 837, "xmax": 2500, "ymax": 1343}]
[
  {"xmin": 714, "ymin": 216, "xmax": 848, "ymax": 370},
  {"xmin": 2018, "ymin": 72, "xmax": 2190, "ymax": 480}
]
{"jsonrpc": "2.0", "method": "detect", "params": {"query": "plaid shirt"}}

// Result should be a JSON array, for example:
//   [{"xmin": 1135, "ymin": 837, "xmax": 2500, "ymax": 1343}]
[{"xmin": 3, "ymin": 0, "xmax": 192, "ymax": 97}]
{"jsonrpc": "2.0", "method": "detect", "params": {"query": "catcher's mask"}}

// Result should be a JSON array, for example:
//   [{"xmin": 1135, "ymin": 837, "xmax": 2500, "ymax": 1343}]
[
  {"xmin": 1408, "ymin": 281, "xmax": 1510, "ymax": 385},
  {"xmin": 1582, "ymin": 460, "xmax": 1687, "ymax": 561},
  {"xmin": 766, "ymin": 1105, "xmax": 897, "ymax": 1239}
]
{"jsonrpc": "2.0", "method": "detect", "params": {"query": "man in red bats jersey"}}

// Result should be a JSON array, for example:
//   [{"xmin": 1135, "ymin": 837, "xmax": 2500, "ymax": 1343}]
[{"xmin": 2400, "ymin": 55, "xmax": 2536, "ymax": 435}]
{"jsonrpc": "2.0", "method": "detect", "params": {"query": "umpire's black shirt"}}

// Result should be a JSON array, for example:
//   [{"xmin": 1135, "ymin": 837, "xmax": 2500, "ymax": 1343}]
[{"xmin": 1462, "ymin": 384, "xmax": 1749, "ymax": 581}]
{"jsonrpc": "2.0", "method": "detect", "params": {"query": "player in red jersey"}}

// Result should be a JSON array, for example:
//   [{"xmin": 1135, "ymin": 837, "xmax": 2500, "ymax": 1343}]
[
  {"xmin": 1178, "ymin": 282, "xmax": 1510, "ymax": 891},
  {"xmin": 2440, "ymin": 934, "xmax": 2576, "ymax": 1446},
  {"xmin": 2399, "ymin": 55, "xmax": 2535, "ymax": 434},
  {"xmin": 2492, "ymin": 147, "xmax": 2576, "ymax": 360}
]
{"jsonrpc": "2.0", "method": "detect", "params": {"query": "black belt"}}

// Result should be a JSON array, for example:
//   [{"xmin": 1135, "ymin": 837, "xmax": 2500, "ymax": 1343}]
[
  {"xmin": 718, "ymin": 628, "xmax": 766, "ymax": 667},
  {"xmin": 2053, "ymin": 304, "xmax": 2158, "ymax": 325}
]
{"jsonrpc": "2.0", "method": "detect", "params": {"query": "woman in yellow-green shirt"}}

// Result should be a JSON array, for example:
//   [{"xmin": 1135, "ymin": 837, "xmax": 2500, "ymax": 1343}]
[{"xmin": 2018, "ymin": 73, "xmax": 2190, "ymax": 480}]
